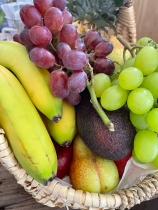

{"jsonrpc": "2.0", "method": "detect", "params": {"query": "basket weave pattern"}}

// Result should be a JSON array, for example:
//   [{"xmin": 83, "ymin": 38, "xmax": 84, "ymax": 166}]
[
  {"xmin": 1, "ymin": 127, "xmax": 158, "ymax": 210},
  {"xmin": 1, "ymin": 1, "xmax": 157, "ymax": 210},
  {"xmin": 116, "ymin": 0, "xmax": 137, "ymax": 43}
]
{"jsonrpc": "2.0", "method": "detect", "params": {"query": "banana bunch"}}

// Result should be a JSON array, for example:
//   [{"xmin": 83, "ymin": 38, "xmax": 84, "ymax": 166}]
[
  {"xmin": 0, "ymin": 41, "xmax": 62, "ymax": 122},
  {"xmin": 0, "ymin": 65, "xmax": 57, "ymax": 185},
  {"xmin": 43, "ymin": 100, "xmax": 77, "ymax": 147},
  {"xmin": 0, "ymin": 40, "xmax": 77, "ymax": 184}
]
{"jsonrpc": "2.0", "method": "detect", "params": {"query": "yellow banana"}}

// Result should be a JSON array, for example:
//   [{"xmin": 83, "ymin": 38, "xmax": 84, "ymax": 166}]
[
  {"xmin": 0, "ymin": 65, "xmax": 57, "ymax": 185},
  {"xmin": 0, "ymin": 40, "xmax": 62, "ymax": 122},
  {"xmin": 45, "ymin": 100, "xmax": 76, "ymax": 146}
]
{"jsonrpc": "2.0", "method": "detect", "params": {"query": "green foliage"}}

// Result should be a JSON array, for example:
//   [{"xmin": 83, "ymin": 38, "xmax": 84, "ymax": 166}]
[
  {"xmin": 66, "ymin": 0, "xmax": 129, "ymax": 30},
  {"xmin": 114, "ymin": 0, "xmax": 129, "ymax": 7}
]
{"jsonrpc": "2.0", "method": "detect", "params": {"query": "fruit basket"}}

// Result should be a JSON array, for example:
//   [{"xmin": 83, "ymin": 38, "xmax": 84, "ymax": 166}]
[{"xmin": 1, "ymin": 0, "xmax": 158, "ymax": 210}]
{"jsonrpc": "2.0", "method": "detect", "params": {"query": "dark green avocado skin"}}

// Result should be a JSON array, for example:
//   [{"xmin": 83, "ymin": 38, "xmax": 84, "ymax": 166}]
[{"xmin": 76, "ymin": 89, "xmax": 136, "ymax": 161}]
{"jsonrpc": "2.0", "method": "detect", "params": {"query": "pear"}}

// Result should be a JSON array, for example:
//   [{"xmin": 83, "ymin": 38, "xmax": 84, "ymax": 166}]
[{"xmin": 69, "ymin": 135, "xmax": 119, "ymax": 194}]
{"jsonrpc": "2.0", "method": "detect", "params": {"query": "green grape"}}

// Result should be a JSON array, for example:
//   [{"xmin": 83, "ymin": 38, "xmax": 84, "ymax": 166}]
[
  {"xmin": 100, "ymin": 85, "xmax": 128, "ymax": 111},
  {"xmin": 134, "ymin": 46, "xmax": 158, "ymax": 75},
  {"xmin": 130, "ymin": 111, "xmax": 149, "ymax": 130},
  {"xmin": 132, "ymin": 149, "xmax": 146, "ymax": 164},
  {"xmin": 141, "ymin": 72, "xmax": 158, "ymax": 98},
  {"xmin": 121, "ymin": 57, "xmax": 135, "ymax": 70},
  {"xmin": 118, "ymin": 67, "xmax": 143, "ymax": 90},
  {"xmin": 127, "ymin": 88, "xmax": 154, "ymax": 114},
  {"xmin": 110, "ymin": 66, "xmax": 120, "ymax": 81},
  {"xmin": 155, "ymin": 48, "xmax": 158, "ymax": 72},
  {"xmin": 111, "ymin": 78, "xmax": 119, "ymax": 86},
  {"xmin": 136, "ymin": 37, "xmax": 154, "ymax": 47},
  {"xmin": 93, "ymin": 73, "xmax": 111, "ymax": 98},
  {"xmin": 146, "ymin": 108, "xmax": 158, "ymax": 132},
  {"xmin": 134, "ymin": 129, "xmax": 158, "ymax": 163},
  {"xmin": 135, "ymin": 128, "xmax": 141, "ymax": 132},
  {"xmin": 152, "ymin": 154, "xmax": 158, "ymax": 168}
]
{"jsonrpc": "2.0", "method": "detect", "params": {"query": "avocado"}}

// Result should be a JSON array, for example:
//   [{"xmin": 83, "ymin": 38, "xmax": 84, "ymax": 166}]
[{"xmin": 76, "ymin": 89, "xmax": 135, "ymax": 161}]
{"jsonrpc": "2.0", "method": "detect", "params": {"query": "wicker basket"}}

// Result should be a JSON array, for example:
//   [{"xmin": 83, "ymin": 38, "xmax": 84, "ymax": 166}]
[
  {"xmin": 1, "ymin": 1, "xmax": 158, "ymax": 210},
  {"xmin": 116, "ymin": 0, "xmax": 137, "ymax": 43}
]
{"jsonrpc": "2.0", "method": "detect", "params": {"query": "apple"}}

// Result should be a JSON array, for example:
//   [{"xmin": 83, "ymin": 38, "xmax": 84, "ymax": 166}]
[{"xmin": 114, "ymin": 151, "xmax": 132, "ymax": 178}]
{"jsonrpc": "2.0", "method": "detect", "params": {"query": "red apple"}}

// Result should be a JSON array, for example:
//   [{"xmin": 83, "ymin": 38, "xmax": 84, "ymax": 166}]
[
  {"xmin": 56, "ymin": 145, "xmax": 73, "ymax": 179},
  {"xmin": 114, "ymin": 151, "xmax": 132, "ymax": 178}
]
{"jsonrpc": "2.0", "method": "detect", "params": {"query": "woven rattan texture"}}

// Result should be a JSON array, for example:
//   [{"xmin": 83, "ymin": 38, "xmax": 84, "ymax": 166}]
[
  {"xmin": 0, "ymin": 129, "xmax": 158, "ymax": 210},
  {"xmin": 116, "ymin": 0, "xmax": 137, "ymax": 43}
]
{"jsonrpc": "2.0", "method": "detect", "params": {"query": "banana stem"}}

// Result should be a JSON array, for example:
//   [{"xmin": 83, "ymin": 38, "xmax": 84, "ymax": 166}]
[{"xmin": 86, "ymin": 81, "xmax": 114, "ymax": 131}]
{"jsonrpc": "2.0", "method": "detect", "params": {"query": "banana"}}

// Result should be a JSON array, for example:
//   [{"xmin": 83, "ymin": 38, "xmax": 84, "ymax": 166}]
[
  {"xmin": 0, "ymin": 65, "xmax": 57, "ymax": 185},
  {"xmin": 44, "ymin": 100, "xmax": 76, "ymax": 146},
  {"xmin": 0, "ymin": 41, "xmax": 62, "ymax": 122}
]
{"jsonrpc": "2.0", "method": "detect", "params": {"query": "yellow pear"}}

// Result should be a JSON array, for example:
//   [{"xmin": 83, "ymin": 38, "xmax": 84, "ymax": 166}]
[{"xmin": 69, "ymin": 135, "xmax": 119, "ymax": 194}]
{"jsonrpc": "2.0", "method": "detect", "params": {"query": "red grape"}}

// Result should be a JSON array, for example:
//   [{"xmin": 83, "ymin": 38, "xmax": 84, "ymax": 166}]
[
  {"xmin": 53, "ymin": 52, "xmax": 64, "ymax": 66},
  {"xmin": 62, "ymin": 10, "xmax": 73, "ymax": 25},
  {"xmin": 68, "ymin": 71, "xmax": 88, "ymax": 93},
  {"xmin": 20, "ymin": 4, "xmax": 43, "ymax": 29},
  {"xmin": 44, "ymin": 7, "xmax": 63, "ymax": 35},
  {"xmin": 29, "ymin": 25, "xmax": 52, "ymax": 47},
  {"xmin": 29, "ymin": 47, "xmax": 55, "ymax": 68},
  {"xmin": 50, "ymin": 70, "xmax": 69, "ymax": 98},
  {"xmin": 59, "ymin": 24, "xmax": 78, "ymax": 48},
  {"xmin": 19, "ymin": 29, "xmax": 36, "ymax": 51},
  {"xmin": 90, "ymin": 36, "xmax": 104, "ymax": 50},
  {"xmin": 47, "ymin": 51, "xmax": 63, "ymax": 72},
  {"xmin": 65, "ymin": 91, "xmax": 81, "ymax": 105},
  {"xmin": 89, "ymin": 53, "xmax": 98, "ymax": 67},
  {"xmin": 13, "ymin": 34, "xmax": 23, "ymax": 44},
  {"xmin": 76, "ymin": 36, "xmax": 82, "ymax": 42},
  {"xmin": 94, "ymin": 58, "xmax": 115, "ymax": 75},
  {"xmin": 26, "ymin": 44, "xmax": 36, "ymax": 52},
  {"xmin": 84, "ymin": 30, "xmax": 100, "ymax": 48},
  {"xmin": 75, "ymin": 39, "xmax": 86, "ymax": 52},
  {"xmin": 56, "ymin": 42, "xmax": 71, "ymax": 59},
  {"xmin": 20, "ymin": 29, "xmax": 32, "ymax": 45},
  {"xmin": 33, "ymin": 0, "xmax": 53, "ymax": 16},
  {"xmin": 53, "ymin": 0, "xmax": 66, "ymax": 11},
  {"xmin": 95, "ymin": 41, "xmax": 114, "ymax": 57},
  {"xmin": 62, "ymin": 50, "xmax": 89, "ymax": 70}
]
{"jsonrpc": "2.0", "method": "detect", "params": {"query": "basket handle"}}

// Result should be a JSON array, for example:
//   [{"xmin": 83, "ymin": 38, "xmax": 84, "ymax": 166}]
[{"xmin": 116, "ymin": 0, "xmax": 137, "ymax": 43}]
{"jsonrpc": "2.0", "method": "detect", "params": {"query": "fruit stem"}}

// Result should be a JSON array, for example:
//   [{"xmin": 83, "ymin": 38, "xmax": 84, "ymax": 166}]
[
  {"xmin": 86, "ymin": 63, "xmax": 114, "ymax": 131},
  {"xmin": 117, "ymin": 35, "xmax": 135, "ymax": 58},
  {"xmin": 86, "ymin": 81, "xmax": 114, "ymax": 131},
  {"xmin": 50, "ymin": 43, "xmax": 57, "ymax": 53}
]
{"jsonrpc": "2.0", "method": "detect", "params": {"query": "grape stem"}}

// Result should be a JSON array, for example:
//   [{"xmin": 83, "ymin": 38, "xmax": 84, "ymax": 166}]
[
  {"xmin": 117, "ymin": 35, "xmax": 135, "ymax": 58},
  {"xmin": 54, "ymin": 63, "xmax": 64, "ymax": 69},
  {"xmin": 50, "ymin": 43, "xmax": 57, "ymax": 53},
  {"xmin": 86, "ymin": 81, "xmax": 114, "ymax": 131},
  {"xmin": 86, "ymin": 63, "xmax": 114, "ymax": 131}
]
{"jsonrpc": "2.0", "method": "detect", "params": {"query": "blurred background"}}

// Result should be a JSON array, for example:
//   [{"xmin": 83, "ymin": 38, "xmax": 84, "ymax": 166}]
[{"xmin": 133, "ymin": 0, "xmax": 158, "ymax": 43}]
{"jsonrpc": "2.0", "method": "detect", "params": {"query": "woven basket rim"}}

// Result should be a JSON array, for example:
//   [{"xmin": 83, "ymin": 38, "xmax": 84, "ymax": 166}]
[{"xmin": 0, "ymin": 128, "xmax": 158, "ymax": 210}]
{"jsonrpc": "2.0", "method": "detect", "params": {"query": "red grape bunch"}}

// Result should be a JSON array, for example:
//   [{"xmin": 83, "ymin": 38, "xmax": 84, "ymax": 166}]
[{"xmin": 13, "ymin": 0, "xmax": 115, "ymax": 106}]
